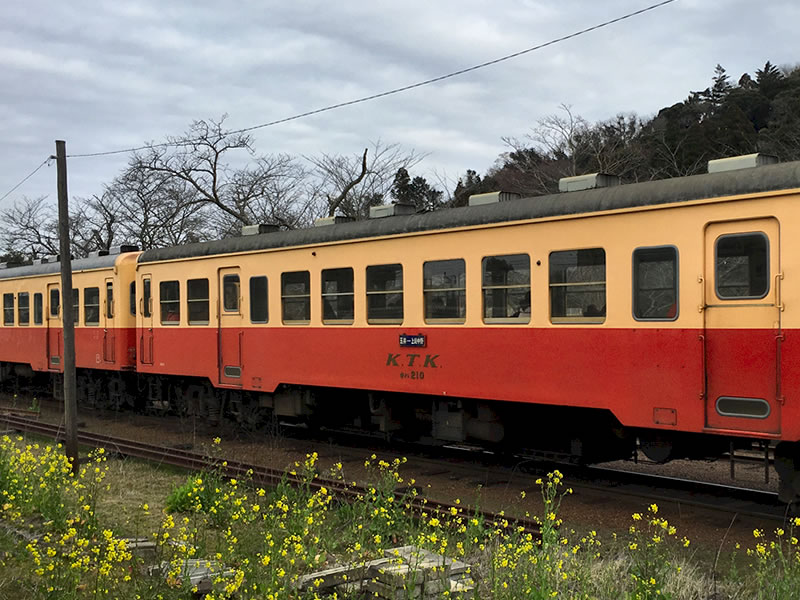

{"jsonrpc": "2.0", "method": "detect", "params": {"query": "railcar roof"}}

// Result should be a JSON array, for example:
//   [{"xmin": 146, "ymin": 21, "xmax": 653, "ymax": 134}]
[
  {"xmin": 0, "ymin": 253, "xmax": 120, "ymax": 281},
  {"xmin": 133, "ymin": 159, "xmax": 796, "ymax": 264}
]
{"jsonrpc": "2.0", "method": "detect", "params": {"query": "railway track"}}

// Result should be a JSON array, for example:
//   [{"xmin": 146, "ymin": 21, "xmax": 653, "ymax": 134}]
[
  {"xmin": 0, "ymin": 413, "xmax": 540, "ymax": 536},
  {"xmin": 581, "ymin": 464, "xmax": 784, "ymax": 521},
  {"xmin": 319, "ymin": 435, "xmax": 787, "ymax": 522},
  {"xmin": 0, "ymin": 404, "xmax": 788, "ymax": 526}
]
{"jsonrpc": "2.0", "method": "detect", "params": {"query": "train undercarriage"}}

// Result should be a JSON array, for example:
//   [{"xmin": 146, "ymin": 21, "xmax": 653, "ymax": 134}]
[{"xmin": 1, "ymin": 361, "xmax": 797, "ymax": 502}]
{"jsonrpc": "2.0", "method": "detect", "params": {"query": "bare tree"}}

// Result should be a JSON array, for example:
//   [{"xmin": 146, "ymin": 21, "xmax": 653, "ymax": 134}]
[
  {"xmin": 306, "ymin": 141, "xmax": 424, "ymax": 219},
  {"xmin": 497, "ymin": 106, "xmax": 652, "ymax": 195},
  {"xmin": 211, "ymin": 155, "xmax": 313, "ymax": 237},
  {"xmin": 0, "ymin": 196, "xmax": 60, "ymax": 258},
  {"xmin": 498, "ymin": 105, "xmax": 590, "ymax": 195},
  {"xmin": 0, "ymin": 195, "xmax": 108, "ymax": 259},
  {"xmin": 575, "ymin": 114, "xmax": 647, "ymax": 180},
  {"xmin": 525, "ymin": 104, "xmax": 589, "ymax": 175},
  {"xmin": 323, "ymin": 148, "xmax": 368, "ymax": 217},
  {"xmin": 71, "ymin": 194, "xmax": 120, "ymax": 254},
  {"xmin": 102, "ymin": 168, "xmax": 211, "ymax": 250},
  {"xmin": 128, "ymin": 116, "xmax": 310, "ymax": 236}
]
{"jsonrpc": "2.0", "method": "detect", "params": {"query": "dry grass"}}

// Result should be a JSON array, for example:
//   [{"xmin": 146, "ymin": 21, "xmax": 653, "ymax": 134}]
[{"xmin": 96, "ymin": 457, "xmax": 188, "ymax": 537}]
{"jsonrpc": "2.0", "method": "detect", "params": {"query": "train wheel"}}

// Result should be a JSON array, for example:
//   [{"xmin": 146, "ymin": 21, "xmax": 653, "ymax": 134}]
[{"xmin": 639, "ymin": 433, "xmax": 674, "ymax": 463}]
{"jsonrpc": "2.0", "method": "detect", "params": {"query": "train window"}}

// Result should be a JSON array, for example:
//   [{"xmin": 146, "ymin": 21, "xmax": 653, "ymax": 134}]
[
  {"xmin": 633, "ymin": 247, "xmax": 678, "ymax": 320},
  {"xmin": 715, "ymin": 233, "xmax": 769, "ymax": 299},
  {"xmin": 18, "ymin": 292, "xmax": 30, "ymax": 326},
  {"xmin": 84, "ymin": 287, "xmax": 100, "ymax": 325},
  {"xmin": 482, "ymin": 254, "xmax": 530, "ymax": 323},
  {"xmin": 249, "ymin": 277, "xmax": 268, "ymax": 323},
  {"xmin": 72, "ymin": 289, "xmax": 79, "ymax": 325},
  {"xmin": 50, "ymin": 288, "xmax": 59, "ymax": 318},
  {"xmin": 549, "ymin": 248, "xmax": 606, "ymax": 323},
  {"xmin": 716, "ymin": 396, "xmax": 770, "ymax": 419},
  {"xmin": 322, "ymin": 268, "xmax": 354, "ymax": 324},
  {"xmin": 366, "ymin": 264, "xmax": 403, "ymax": 324},
  {"xmin": 3, "ymin": 294, "xmax": 12, "ymax": 326},
  {"xmin": 159, "ymin": 281, "xmax": 180, "ymax": 324},
  {"xmin": 33, "ymin": 293, "xmax": 43, "ymax": 325},
  {"xmin": 143, "ymin": 279, "xmax": 151, "ymax": 318},
  {"xmin": 106, "ymin": 282, "xmax": 113, "ymax": 319},
  {"xmin": 424, "ymin": 259, "xmax": 466, "ymax": 323},
  {"xmin": 223, "ymin": 275, "xmax": 240, "ymax": 312},
  {"xmin": 281, "ymin": 271, "xmax": 310, "ymax": 323},
  {"xmin": 187, "ymin": 279, "xmax": 210, "ymax": 325},
  {"xmin": 129, "ymin": 282, "xmax": 136, "ymax": 316}
]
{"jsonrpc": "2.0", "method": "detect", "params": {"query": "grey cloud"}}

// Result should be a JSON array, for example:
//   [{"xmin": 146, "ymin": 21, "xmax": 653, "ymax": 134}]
[{"xmin": 1, "ymin": 0, "xmax": 797, "ymax": 208}]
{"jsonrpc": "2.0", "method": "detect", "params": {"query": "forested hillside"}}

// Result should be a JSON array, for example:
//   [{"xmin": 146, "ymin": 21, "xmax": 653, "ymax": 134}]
[{"xmin": 451, "ymin": 61, "xmax": 800, "ymax": 204}]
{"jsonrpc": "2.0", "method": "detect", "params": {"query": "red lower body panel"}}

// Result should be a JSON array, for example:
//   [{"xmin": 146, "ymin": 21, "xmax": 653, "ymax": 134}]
[
  {"xmin": 135, "ymin": 326, "xmax": 800, "ymax": 441},
  {"xmin": 0, "ymin": 327, "xmax": 136, "ymax": 372}
]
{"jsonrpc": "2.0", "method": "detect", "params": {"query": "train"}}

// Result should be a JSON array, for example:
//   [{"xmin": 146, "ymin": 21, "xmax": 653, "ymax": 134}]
[{"xmin": 2, "ymin": 152, "xmax": 800, "ymax": 501}]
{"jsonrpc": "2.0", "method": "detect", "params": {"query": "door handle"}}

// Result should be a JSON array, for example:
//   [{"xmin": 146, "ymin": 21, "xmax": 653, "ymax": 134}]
[
  {"xmin": 697, "ymin": 275, "xmax": 705, "ymax": 313},
  {"xmin": 775, "ymin": 272, "xmax": 785, "ymax": 311}
]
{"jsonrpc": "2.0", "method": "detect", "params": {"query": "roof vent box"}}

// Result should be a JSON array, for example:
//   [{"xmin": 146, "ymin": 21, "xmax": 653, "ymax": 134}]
[
  {"xmin": 558, "ymin": 173, "xmax": 620, "ymax": 193},
  {"xmin": 468, "ymin": 191, "xmax": 522, "ymax": 206},
  {"xmin": 369, "ymin": 203, "xmax": 416, "ymax": 219},
  {"xmin": 707, "ymin": 153, "xmax": 778, "ymax": 174},
  {"xmin": 109, "ymin": 244, "xmax": 139, "ymax": 254},
  {"xmin": 314, "ymin": 215, "xmax": 355, "ymax": 227},
  {"xmin": 241, "ymin": 224, "xmax": 279, "ymax": 236}
]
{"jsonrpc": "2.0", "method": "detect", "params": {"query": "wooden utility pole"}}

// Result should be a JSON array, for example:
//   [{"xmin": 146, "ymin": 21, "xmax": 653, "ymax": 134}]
[{"xmin": 55, "ymin": 140, "xmax": 78, "ymax": 472}]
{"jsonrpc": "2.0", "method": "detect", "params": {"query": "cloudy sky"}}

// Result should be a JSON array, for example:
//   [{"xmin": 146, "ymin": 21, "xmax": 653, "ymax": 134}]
[{"xmin": 1, "ymin": 0, "xmax": 797, "ymax": 209}]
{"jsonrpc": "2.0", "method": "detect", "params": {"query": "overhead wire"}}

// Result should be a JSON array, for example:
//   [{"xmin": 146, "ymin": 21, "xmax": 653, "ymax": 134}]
[
  {"xmin": 0, "ymin": 157, "xmax": 53, "ymax": 204},
  {"xmin": 66, "ymin": 0, "xmax": 677, "ymax": 159}
]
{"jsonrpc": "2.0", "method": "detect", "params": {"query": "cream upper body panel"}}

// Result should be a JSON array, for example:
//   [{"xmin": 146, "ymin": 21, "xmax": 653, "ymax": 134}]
[{"xmin": 136, "ymin": 185, "xmax": 800, "ymax": 331}]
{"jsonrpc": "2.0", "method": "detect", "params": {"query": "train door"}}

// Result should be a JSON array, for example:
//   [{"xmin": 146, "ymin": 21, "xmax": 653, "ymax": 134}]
[
  {"xmin": 46, "ymin": 283, "xmax": 61, "ymax": 369},
  {"xmin": 140, "ymin": 275, "xmax": 154, "ymax": 365},
  {"xmin": 703, "ymin": 218, "xmax": 781, "ymax": 434},
  {"xmin": 218, "ymin": 267, "xmax": 243, "ymax": 386},
  {"xmin": 103, "ymin": 278, "xmax": 115, "ymax": 363}
]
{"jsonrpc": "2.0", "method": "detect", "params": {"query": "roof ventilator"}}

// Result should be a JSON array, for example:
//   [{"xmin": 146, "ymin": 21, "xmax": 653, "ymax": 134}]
[
  {"xmin": 314, "ymin": 215, "xmax": 355, "ymax": 227},
  {"xmin": 558, "ymin": 173, "xmax": 620, "ymax": 193},
  {"xmin": 707, "ymin": 153, "xmax": 778, "ymax": 174},
  {"xmin": 241, "ymin": 224, "xmax": 279, "ymax": 236},
  {"xmin": 468, "ymin": 191, "xmax": 521, "ymax": 206},
  {"xmin": 369, "ymin": 203, "xmax": 416, "ymax": 219},
  {"xmin": 108, "ymin": 245, "xmax": 139, "ymax": 254}
]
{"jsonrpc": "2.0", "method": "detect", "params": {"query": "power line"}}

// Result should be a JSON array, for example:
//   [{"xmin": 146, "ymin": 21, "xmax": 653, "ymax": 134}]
[
  {"xmin": 0, "ymin": 157, "xmax": 53, "ymax": 204},
  {"xmin": 67, "ymin": 0, "xmax": 676, "ymax": 159}
]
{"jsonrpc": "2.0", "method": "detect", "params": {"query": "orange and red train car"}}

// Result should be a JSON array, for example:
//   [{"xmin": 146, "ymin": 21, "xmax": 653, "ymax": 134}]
[
  {"xmin": 0, "ymin": 249, "xmax": 138, "ymax": 408},
  {"xmin": 2, "ymin": 153, "xmax": 800, "ymax": 498}
]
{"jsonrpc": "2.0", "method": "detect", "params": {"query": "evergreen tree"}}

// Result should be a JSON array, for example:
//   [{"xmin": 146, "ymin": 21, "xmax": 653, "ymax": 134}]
[
  {"xmin": 708, "ymin": 64, "xmax": 732, "ymax": 108},
  {"xmin": 390, "ymin": 168, "xmax": 444, "ymax": 212},
  {"xmin": 452, "ymin": 170, "xmax": 498, "ymax": 207},
  {"xmin": 755, "ymin": 61, "xmax": 786, "ymax": 100}
]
